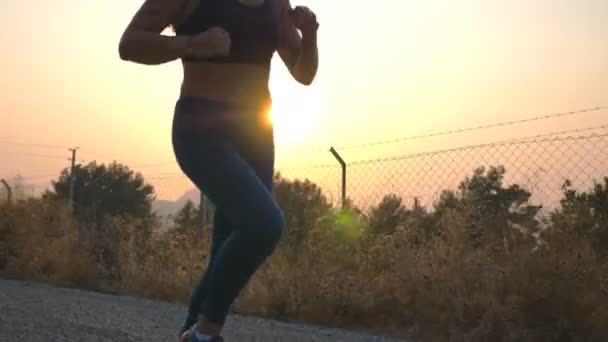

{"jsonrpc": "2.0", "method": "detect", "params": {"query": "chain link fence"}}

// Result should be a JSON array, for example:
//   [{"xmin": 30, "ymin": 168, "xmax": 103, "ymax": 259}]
[
  {"xmin": 277, "ymin": 129, "xmax": 608, "ymax": 212},
  {"xmin": 6, "ymin": 127, "xmax": 608, "ymax": 218}
]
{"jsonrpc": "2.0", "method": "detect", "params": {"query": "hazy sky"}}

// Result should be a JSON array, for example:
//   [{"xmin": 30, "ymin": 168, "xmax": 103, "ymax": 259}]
[{"xmin": 1, "ymin": 0, "xmax": 607, "ymax": 197}]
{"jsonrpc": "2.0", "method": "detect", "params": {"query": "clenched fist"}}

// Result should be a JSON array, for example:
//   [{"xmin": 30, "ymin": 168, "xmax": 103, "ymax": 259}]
[
  {"xmin": 289, "ymin": 6, "xmax": 319, "ymax": 34},
  {"xmin": 186, "ymin": 26, "xmax": 231, "ymax": 58}
]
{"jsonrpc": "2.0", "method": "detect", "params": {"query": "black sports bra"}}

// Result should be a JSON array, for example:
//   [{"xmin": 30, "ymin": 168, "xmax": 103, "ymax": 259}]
[{"xmin": 175, "ymin": 0, "xmax": 280, "ymax": 66}]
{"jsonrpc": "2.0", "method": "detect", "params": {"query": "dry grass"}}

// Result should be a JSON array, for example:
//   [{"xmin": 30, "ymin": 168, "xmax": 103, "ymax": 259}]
[
  {"xmin": 1, "ymin": 199, "xmax": 607, "ymax": 341},
  {"xmin": 0, "ymin": 199, "xmax": 98, "ymax": 288},
  {"xmin": 239, "ymin": 211, "xmax": 608, "ymax": 341}
]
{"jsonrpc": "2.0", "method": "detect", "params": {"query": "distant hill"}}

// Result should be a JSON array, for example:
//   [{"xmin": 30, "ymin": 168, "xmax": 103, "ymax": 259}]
[{"xmin": 152, "ymin": 188, "xmax": 200, "ymax": 218}]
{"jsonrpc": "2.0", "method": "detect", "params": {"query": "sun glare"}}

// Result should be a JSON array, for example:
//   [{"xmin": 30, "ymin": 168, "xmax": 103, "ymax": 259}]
[{"xmin": 268, "ymin": 77, "xmax": 321, "ymax": 146}]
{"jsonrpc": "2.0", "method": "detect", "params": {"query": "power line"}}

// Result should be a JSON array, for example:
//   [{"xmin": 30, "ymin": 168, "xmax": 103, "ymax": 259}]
[
  {"xmin": 144, "ymin": 171, "xmax": 182, "ymax": 177},
  {"xmin": 349, "ymin": 123, "xmax": 608, "ymax": 166},
  {"xmin": 504, "ymin": 123, "xmax": 608, "ymax": 143},
  {"xmin": 335, "ymin": 106, "xmax": 608, "ymax": 150},
  {"xmin": 79, "ymin": 151, "xmax": 118, "ymax": 162},
  {"xmin": 20, "ymin": 182, "xmax": 53, "ymax": 189},
  {"xmin": 0, "ymin": 140, "xmax": 129, "ymax": 165},
  {"xmin": 147, "ymin": 174, "xmax": 184, "ymax": 180},
  {"xmin": 133, "ymin": 161, "xmax": 176, "ymax": 168},
  {"xmin": 273, "ymin": 124, "xmax": 608, "ymax": 170},
  {"xmin": 0, "ymin": 139, "xmax": 69, "ymax": 150},
  {"xmin": 278, "ymin": 162, "xmax": 338, "ymax": 171},
  {"xmin": 20, "ymin": 173, "xmax": 59, "ymax": 181},
  {"xmin": 4, "ymin": 152, "xmax": 68, "ymax": 160},
  {"xmin": 133, "ymin": 119, "xmax": 608, "ymax": 173}
]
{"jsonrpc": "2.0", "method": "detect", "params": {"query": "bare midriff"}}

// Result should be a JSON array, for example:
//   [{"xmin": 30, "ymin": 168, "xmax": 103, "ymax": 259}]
[{"xmin": 180, "ymin": 61, "xmax": 273, "ymax": 107}]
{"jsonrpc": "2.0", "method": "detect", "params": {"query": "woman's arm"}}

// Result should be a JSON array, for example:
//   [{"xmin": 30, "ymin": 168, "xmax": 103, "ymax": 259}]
[
  {"xmin": 277, "ymin": 2, "xmax": 319, "ymax": 85},
  {"xmin": 118, "ymin": 0, "xmax": 194, "ymax": 65}
]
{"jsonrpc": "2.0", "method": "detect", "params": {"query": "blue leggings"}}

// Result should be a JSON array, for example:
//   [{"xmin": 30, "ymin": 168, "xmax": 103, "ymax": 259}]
[{"xmin": 172, "ymin": 97, "xmax": 284, "ymax": 329}]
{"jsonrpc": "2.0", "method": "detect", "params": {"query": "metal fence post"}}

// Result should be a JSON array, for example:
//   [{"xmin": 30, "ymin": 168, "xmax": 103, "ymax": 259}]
[
  {"xmin": 1, "ymin": 179, "xmax": 12, "ymax": 205},
  {"xmin": 329, "ymin": 147, "xmax": 347, "ymax": 208}
]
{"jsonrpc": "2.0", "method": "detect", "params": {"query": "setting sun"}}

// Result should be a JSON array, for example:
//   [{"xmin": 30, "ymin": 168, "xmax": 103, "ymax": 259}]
[
  {"xmin": 267, "ymin": 98, "xmax": 320, "ymax": 145},
  {"xmin": 268, "ymin": 65, "xmax": 321, "ymax": 146}
]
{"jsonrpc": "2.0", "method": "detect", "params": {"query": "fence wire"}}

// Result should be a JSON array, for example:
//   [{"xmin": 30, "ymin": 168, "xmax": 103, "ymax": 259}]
[
  {"xmin": 146, "ymin": 128, "xmax": 608, "ymax": 213},
  {"xmin": 278, "ymin": 129, "xmax": 608, "ymax": 211},
  {"xmin": 5, "ymin": 128, "xmax": 608, "ymax": 216}
]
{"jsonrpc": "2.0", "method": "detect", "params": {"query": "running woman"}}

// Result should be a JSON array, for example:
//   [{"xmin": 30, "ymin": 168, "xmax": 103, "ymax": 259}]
[{"xmin": 118, "ymin": 0, "xmax": 318, "ymax": 341}]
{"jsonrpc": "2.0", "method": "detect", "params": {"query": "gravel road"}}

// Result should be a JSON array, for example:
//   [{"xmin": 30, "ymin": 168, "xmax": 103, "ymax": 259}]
[{"xmin": 0, "ymin": 278, "xmax": 407, "ymax": 342}]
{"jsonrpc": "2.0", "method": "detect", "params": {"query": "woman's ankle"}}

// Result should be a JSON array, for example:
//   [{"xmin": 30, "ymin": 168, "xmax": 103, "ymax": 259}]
[{"xmin": 196, "ymin": 317, "xmax": 223, "ymax": 337}]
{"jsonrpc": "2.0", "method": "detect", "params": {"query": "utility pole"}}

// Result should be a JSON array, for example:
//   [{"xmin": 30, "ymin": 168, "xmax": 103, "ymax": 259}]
[{"xmin": 68, "ymin": 147, "xmax": 79, "ymax": 212}]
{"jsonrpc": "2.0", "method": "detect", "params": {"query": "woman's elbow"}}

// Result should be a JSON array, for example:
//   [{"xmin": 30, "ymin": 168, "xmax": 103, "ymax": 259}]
[
  {"xmin": 292, "ymin": 64, "xmax": 318, "ymax": 85},
  {"xmin": 118, "ymin": 45, "xmax": 130, "ymax": 61},
  {"xmin": 298, "ymin": 77, "xmax": 314, "ymax": 86},
  {"xmin": 293, "ymin": 70, "xmax": 316, "ymax": 85},
  {"xmin": 297, "ymin": 73, "xmax": 316, "ymax": 86},
  {"xmin": 118, "ymin": 34, "xmax": 136, "ymax": 61}
]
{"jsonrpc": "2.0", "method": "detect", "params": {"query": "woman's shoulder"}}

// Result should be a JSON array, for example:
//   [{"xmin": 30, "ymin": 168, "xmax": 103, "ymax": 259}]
[
  {"xmin": 173, "ymin": 0, "xmax": 204, "ymax": 30},
  {"xmin": 276, "ymin": 0, "xmax": 292, "ymax": 13}
]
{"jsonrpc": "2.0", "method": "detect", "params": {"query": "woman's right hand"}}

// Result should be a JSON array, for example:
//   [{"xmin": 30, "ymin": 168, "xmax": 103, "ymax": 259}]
[{"xmin": 187, "ymin": 27, "xmax": 232, "ymax": 58}]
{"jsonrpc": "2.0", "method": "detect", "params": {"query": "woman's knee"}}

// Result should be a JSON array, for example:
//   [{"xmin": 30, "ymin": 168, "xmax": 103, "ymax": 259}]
[
  {"xmin": 247, "ymin": 203, "xmax": 284, "ymax": 250},
  {"xmin": 267, "ymin": 206, "xmax": 285, "ymax": 244}
]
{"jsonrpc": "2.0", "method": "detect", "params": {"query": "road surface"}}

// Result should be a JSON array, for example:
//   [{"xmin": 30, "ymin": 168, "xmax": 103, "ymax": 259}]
[{"xmin": 0, "ymin": 278, "xmax": 406, "ymax": 342}]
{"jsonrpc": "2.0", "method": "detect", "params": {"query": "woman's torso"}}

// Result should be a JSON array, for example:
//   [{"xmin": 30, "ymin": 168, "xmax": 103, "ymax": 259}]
[{"xmin": 175, "ymin": 0, "xmax": 280, "ymax": 106}]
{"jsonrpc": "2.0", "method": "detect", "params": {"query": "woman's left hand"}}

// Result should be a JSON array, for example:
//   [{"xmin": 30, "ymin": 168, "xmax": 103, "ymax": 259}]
[{"xmin": 289, "ymin": 6, "xmax": 319, "ymax": 34}]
